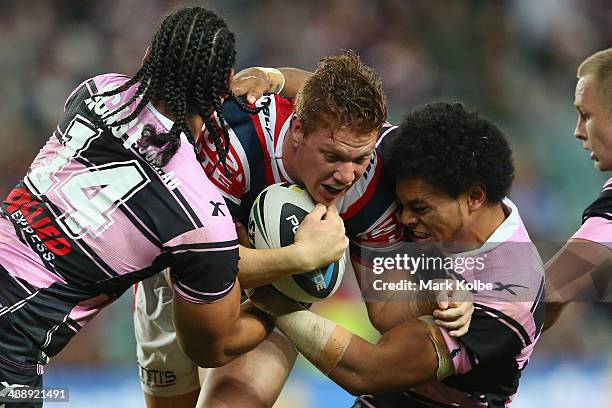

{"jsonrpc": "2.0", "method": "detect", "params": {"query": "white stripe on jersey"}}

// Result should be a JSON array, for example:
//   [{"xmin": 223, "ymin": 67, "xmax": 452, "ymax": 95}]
[
  {"xmin": 376, "ymin": 125, "xmax": 398, "ymax": 147},
  {"xmin": 256, "ymin": 95, "xmax": 281, "ymax": 181},
  {"xmin": 0, "ymin": 291, "xmax": 39, "ymax": 317},
  {"xmin": 42, "ymin": 313, "xmax": 72, "ymax": 348}
]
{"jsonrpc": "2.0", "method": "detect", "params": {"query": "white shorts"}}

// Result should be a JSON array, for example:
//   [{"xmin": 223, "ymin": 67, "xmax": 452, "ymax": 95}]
[{"xmin": 134, "ymin": 270, "xmax": 200, "ymax": 397}]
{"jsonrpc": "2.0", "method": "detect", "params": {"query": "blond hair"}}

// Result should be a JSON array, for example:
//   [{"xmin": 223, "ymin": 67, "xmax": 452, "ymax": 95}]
[
  {"xmin": 294, "ymin": 50, "xmax": 387, "ymax": 135},
  {"xmin": 578, "ymin": 48, "xmax": 612, "ymax": 113}
]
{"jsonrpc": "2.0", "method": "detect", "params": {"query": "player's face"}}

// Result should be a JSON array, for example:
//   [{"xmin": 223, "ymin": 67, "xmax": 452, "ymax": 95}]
[
  {"xmin": 295, "ymin": 125, "xmax": 378, "ymax": 206},
  {"xmin": 574, "ymin": 74, "xmax": 612, "ymax": 171},
  {"xmin": 395, "ymin": 178, "xmax": 468, "ymax": 245}
]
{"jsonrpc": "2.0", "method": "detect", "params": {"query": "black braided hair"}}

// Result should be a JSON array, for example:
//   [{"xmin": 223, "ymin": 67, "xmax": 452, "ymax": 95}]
[{"xmin": 91, "ymin": 7, "xmax": 259, "ymax": 171}]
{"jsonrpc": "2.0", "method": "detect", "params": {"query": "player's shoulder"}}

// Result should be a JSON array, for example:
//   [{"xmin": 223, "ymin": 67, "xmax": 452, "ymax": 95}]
[
  {"xmin": 197, "ymin": 95, "xmax": 294, "ymax": 204},
  {"xmin": 250, "ymin": 94, "xmax": 294, "ymax": 147},
  {"xmin": 80, "ymin": 73, "xmax": 130, "ymax": 96},
  {"xmin": 376, "ymin": 122, "xmax": 399, "ymax": 147},
  {"xmin": 63, "ymin": 73, "xmax": 133, "ymax": 115},
  {"xmin": 582, "ymin": 177, "xmax": 612, "ymax": 223},
  {"xmin": 219, "ymin": 94, "xmax": 294, "ymax": 140}
]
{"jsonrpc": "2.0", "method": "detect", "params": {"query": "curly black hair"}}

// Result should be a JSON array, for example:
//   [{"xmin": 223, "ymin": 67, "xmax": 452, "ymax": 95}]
[
  {"xmin": 93, "ymin": 7, "xmax": 259, "ymax": 173},
  {"xmin": 385, "ymin": 102, "xmax": 514, "ymax": 203}
]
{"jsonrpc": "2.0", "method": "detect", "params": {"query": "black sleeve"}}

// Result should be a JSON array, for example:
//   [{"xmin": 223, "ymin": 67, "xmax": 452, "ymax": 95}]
[
  {"xmin": 457, "ymin": 304, "xmax": 527, "ymax": 365},
  {"xmin": 168, "ymin": 241, "xmax": 239, "ymax": 303},
  {"xmin": 583, "ymin": 188, "xmax": 612, "ymax": 223}
]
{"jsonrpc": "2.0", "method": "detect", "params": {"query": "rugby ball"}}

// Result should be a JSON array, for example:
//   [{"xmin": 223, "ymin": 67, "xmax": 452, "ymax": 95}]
[{"xmin": 248, "ymin": 183, "xmax": 345, "ymax": 303}]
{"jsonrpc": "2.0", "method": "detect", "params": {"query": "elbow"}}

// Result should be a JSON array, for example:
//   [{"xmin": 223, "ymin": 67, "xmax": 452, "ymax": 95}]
[
  {"xmin": 176, "ymin": 333, "xmax": 235, "ymax": 368},
  {"xmin": 197, "ymin": 355, "xmax": 234, "ymax": 368},
  {"xmin": 184, "ymin": 342, "xmax": 235, "ymax": 368}
]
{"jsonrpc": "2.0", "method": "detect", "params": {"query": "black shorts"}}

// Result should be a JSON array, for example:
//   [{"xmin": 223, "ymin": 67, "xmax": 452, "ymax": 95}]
[
  {"xmin": 352, "ymin": 393, "xmax": 456, "ymax": 408},
  {"xmin": 0, "ymin": 357, "xmax": 43, "ymax": 408}
]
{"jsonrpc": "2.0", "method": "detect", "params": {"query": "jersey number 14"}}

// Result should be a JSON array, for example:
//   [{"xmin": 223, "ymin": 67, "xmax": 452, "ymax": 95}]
[{"xmin": 25, "ymin": 114, "xmax": 150, "ymax": 240}]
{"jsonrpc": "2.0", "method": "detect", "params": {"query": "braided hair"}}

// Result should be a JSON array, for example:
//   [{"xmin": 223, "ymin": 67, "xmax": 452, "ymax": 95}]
[{"xmin": 93, "ymin": 7, "xmax": 259, "ymax": 174}]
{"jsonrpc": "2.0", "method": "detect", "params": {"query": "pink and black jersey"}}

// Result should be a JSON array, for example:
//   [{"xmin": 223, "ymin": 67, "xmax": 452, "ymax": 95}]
[
  {"xmin": 0, "ymin": 74, "xmax": 238, "ymax": 367},
  {"xmin": 358, "ymin": 199, "xmax": 545, "ymax": 408},
  {"xmin": 571, "ymin": 177, "xmax": 612, "ymax": 247},
  {"xmin": 196, "ymin": 93, "xmax": 404, "ymax": 259}
]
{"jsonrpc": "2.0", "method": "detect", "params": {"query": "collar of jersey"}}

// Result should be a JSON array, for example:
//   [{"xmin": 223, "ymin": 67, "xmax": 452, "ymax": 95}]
[
  {"xmin": 147, "ymin": 102, "xmax": 174, "ymax": 131},
  {"xmin": 444, "ymin": 197, "xmax": 523, "ymax": 258}
]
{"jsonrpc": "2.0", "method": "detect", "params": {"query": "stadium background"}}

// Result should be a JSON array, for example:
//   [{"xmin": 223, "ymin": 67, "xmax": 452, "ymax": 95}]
[{"xmin": 1, "ymin": 0, "xmax": 611, "ymax": 406}]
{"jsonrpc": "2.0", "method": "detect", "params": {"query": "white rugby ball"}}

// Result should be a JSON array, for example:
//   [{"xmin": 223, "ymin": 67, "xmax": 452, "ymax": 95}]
[{"xmin": 248, "ymin": 183, "xmax": 345, "ymax": 303}]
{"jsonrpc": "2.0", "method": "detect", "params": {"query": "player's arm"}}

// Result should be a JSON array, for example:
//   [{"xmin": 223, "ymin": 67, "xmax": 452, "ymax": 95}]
[
  {"xmin": 231, "ymin": 67, "xmax": 312, "ymax": 102},
  {"xmin": 166, "ymin": 237, "xmax": 273, "ymax": 367},
  {"xmin": 352, "ymin": 256, "xmax": 474, "ymax": 337},
  {"xmin": 173, "ymin": 282, "xmax": 273, "ymax": 367},
  {"xmin": 250, "ymin": 286, "xmax": 454, "ymax": 395},
  {"xmin": 352, "ymin": 256, "xmax": 413, "ymax": 332},
  {"xmin": 543, "ymin": 238, "xmax": 611, "ymax": 331},
  {"xmin": 237, "ymin": 205, "xmax": 349, "ymax": 289}
]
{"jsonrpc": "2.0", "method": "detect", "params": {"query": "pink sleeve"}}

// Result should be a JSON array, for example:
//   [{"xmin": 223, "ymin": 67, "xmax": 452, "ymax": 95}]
[
  {"xmin": 571, "ymin": 216, "xmax": 612, "ymax": 250},
  {"xmin": 439, "ymin": 328, "xmax": 474, "ymax": 374}
]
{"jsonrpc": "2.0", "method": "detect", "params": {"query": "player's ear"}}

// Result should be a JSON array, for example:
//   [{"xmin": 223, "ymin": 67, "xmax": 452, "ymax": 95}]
[
  {"xmin": 289, "ymin": 116, "xmax": 304, "ymax": 148},
  {"xmin": 142, "ymin": 46, "xmax": 152, "ymax": 66},
  {"xmin": 466, "ymin": 184, "xmax": 486, "ymax": 213}
]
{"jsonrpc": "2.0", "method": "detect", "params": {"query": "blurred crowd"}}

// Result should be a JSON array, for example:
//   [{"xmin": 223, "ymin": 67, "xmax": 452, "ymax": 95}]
[{"xmin": 1, "ymin": 0, "xmax": 610, "ymax": 372}]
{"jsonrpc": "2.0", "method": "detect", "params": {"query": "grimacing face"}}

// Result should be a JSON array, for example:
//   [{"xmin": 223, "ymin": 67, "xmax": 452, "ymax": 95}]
[
  {"xmin": 574, "ymin": 74, "xmax": 612, "ymax": 171},
  {"xmin": 293, "ymin": 124, "xmax": 379, "ymax": 206},
  {"xmin": 395, "ymin": 178, "xmax": 470, "ymax": 245}
]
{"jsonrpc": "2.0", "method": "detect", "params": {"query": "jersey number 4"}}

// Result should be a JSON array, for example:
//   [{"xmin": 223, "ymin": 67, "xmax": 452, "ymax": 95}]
[{"xmin": 26, "ymin": 114, "xmax": 150, "ymax": 239}]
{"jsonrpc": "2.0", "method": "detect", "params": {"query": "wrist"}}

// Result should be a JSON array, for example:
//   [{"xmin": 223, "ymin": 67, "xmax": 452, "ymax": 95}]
[
  {"xmin": 290, "ymin": 243, "xmax": 314, "ymax": 273},
  {"xmin": 259, "ymin": 297, "xmax": 304, "ymax": 323},
  {"xmin": 409, "ymin": 289, "xmax": 437, "ymax": 317},
  {"xmin": 275, "ymin": 309, "xmax": 352, "ymax": 375},
  {"xmin": 254, "ymin": 67, "xmax": 285, "ymax": 94}
]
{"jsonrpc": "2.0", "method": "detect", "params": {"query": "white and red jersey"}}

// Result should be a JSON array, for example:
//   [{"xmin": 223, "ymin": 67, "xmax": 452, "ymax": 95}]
[
  {"xmin": 0, "ymin": 74, "xmax": 238, "ymax": 365},
  {"xmin": 571, "ymin": 177, "xmax": 612, "ymax": 247},
  {"xmin": 196, "ymin": 94, "xmax": 405, "ymax": 258}
]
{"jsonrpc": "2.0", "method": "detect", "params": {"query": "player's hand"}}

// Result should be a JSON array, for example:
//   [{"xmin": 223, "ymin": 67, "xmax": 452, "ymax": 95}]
[
  {"xmin": 432, "ymin": 284, "xmax": 474, "ymax": 337},
  {"xmin": 231, "ymin": 67, "xmax": 273, "ymax": 104},
  {"xmin": 293, "ymin": 204, "xmax": 348, "ymax": 272}
]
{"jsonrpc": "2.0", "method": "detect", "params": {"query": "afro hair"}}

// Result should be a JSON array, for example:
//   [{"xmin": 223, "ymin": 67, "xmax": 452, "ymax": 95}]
[{"xmin": 385, "ymin": 102, "xmax": 514, "ymax": 203}]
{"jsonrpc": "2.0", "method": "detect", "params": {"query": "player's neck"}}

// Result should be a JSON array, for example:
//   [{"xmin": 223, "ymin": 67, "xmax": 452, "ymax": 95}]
[
  {"xmin": 467, "ymin": 203, "xmax": 507, "ymax": 246},
  {"xmin": 152, "ymin": 101, "xmax": 175, "ymax": 123},
  {"xmin": 152, "ymin": 101, "xmax": 202, "ymax": 137}
]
